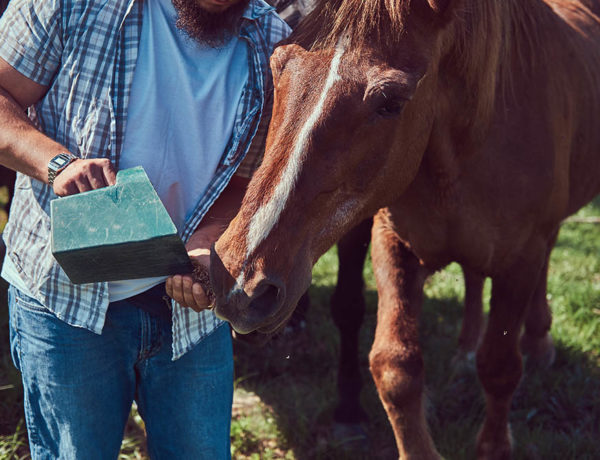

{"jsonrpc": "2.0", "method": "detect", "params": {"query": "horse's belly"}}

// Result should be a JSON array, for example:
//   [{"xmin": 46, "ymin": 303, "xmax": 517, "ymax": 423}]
[{"xmin": 393, "ymin": 215, "xmax": 496, "ymax": 273}]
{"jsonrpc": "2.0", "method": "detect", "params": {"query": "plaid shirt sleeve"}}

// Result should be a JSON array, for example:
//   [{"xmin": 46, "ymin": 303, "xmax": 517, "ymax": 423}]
[
  {"xmin": 235, "ymin": 11, "xmax": 291, "ymax": 179},
  {"xmin": 0, "ymin": 0, "xmax": 64, "ymax": 86},
  {"xmin": 236, "ymin": 88, "xmax": 273, "ymax": 178}
]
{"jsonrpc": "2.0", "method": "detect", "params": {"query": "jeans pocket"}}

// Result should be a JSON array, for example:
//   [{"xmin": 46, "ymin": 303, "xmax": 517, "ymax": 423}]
[{"xmin": 13, "ymin": 288, "xmax": 51, "ymax": 315}]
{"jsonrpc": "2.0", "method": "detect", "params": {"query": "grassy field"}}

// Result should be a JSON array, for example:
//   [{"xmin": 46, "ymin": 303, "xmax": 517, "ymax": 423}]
[{"xmin": 0, "ymin": 196, "xmax": 599, "ymax": 459}]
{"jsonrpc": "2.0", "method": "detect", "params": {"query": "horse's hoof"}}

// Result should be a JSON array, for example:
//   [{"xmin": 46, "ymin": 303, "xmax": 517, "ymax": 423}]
[
  {"xmin": 476, "ymin": 424, "xmax": 513, "ymax": 460},
  {"xmin": 520, "ymin": 333, "xmax": 556, "ymax": 370},
  {"xmin": 331, "ymin": 422, "xmax": 369, "ymax": 451}
]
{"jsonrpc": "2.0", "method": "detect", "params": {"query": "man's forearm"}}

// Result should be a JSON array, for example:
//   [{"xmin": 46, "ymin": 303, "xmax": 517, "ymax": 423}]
[
  {"xmin": 0, "ymin": 87, "xmax": 66, "ymax": 184},
  {"xmin": 188, "ymin": 175, "xmax": 250, "ymax": 249},
  {"xmin": 0, "ymin": 69, "xmax": 116, "ymax": 197},
  {"xmin": 167, "ymin": 175, "xmax": 250, "ymax": 311}
]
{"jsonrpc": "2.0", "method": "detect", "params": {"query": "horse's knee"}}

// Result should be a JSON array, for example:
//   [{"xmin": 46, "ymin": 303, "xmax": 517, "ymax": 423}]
[
  {"xmin": 520, "ymin": 296, "xmax": 555, "ymax": 367},
  {"xmin": 523, "ymin": 300, "xmax": 552, "ymax": 339},
  {"xmin": 476, "ymin": 343, "xmax": 523, "ymax": 399},
  {"xmin": 369, "ymin": 346, "xmax": 424, "ymax": 407}
]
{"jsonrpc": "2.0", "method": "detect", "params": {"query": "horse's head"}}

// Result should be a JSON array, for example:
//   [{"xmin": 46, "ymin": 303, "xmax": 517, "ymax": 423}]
[{"xmin": 211, "ymin": 0, "xmax": 455, "ymax": 334}]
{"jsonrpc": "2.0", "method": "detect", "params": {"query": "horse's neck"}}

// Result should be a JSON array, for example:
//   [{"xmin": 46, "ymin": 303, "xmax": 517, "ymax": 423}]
[
  {"xmin": 423, "ymin": 0, "xmax": 600, "ymax": 211},
  {"xmin": 437, "ymin": 0, "xmax": 600, "ymax": 146}
]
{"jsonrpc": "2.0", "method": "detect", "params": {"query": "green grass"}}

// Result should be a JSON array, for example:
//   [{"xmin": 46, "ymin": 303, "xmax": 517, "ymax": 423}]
[{"xmin": 0, "ymin": 197, "xmax": 598, "ymax": 459}]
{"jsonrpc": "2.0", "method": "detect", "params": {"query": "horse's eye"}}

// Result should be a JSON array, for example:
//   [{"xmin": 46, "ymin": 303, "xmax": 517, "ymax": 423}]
[{"xmin": 376, "ymin": 98, "xmax": 405, "ymax": 118}]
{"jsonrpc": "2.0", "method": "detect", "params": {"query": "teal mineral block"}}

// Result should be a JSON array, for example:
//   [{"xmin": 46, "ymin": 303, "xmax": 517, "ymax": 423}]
[{"xmin": 51, "ymin": 166, "xmax": 193, "ymax": 284}]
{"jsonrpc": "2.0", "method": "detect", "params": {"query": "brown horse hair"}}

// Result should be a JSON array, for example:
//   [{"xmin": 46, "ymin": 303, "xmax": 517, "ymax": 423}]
[
  {"xmin": 443, "ymin": 0, "xmax": 598, "ymax": 128},
  {"xmin": 288, "ymin": 0, "xmax": 600, "ymax": 132},
  {"xmin": 288, "ymin": 0, "xmax": 410, "ymax": 51}
]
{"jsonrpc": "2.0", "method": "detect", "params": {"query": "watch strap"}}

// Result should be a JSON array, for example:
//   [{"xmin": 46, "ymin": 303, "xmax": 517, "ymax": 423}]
[{"xmin": 48, "ymin": 153, "xmax": 78, "ymax": 186}]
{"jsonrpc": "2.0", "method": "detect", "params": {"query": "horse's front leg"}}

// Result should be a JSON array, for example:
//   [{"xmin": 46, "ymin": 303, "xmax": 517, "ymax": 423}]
[
  {"xmin": 331, "ymin": 218, "xmax": 372, "ymax": 429},
  {"xmin": 457, "ymin": 266, "xmax": 485, "ymax": 357},
  {"xmin": 476, "ymin": 238, "xmax": 547, "ymax": 460},
  {"xmin": 519, "ymin": 229, "xmax": 558, "ymax": 369},
  {"xmin": 369, "ymin": 210, "xmax": 439, "ymax": 460}
]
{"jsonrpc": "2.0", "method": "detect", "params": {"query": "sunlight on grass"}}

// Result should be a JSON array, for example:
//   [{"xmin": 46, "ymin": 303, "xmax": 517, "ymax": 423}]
[
  {"xmin": 0, "ymin": 419, "xmax": 28, "ymax": 460},
  {"xmin": 231, "ymin": 389, "xmax": 293, "ymax": 460},
  {"xmin": 312, "ymin": 247, "xmax": 339, "ymax": 287}
]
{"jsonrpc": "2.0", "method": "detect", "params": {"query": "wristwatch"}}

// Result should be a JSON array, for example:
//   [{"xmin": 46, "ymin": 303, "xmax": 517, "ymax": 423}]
[{"xmin": 48, "ymin": 153, "xmax": 78, "ymax": 186}]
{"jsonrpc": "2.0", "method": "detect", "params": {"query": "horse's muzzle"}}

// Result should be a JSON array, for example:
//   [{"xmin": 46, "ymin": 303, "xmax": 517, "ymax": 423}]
[{"xmin": 209, "ymin": 248, "xmax": 287, "ymax": 334}]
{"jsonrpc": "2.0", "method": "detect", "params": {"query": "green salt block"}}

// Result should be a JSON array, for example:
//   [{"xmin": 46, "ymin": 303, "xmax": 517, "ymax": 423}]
[{"xmin": 51, "ymin": 166, "xmax": 193, "ymax": 284}]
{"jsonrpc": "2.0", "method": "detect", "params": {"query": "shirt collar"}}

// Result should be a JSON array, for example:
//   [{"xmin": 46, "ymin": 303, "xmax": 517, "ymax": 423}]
[{"xmin": 242, "ymin": 0, "xmax": 275, "ymax": 21}]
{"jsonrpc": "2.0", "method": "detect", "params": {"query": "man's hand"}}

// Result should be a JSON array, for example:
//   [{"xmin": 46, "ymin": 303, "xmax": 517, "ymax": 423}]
[
  {"xmin": 52, "ymin": 158, "xmax": 117, "ymax": 196},
  {"xmin": 164, "ymin": 174, "xmax": 249, "ymax": 312},
  {"xmin": 166, "ymin": 236, "xmax": 214, "ymax": 312}
]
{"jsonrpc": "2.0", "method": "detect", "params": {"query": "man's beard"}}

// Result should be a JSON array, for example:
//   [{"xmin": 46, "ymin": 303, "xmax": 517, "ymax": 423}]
[{"xmin": 172, "ymin": 0, "xmax": 251, "ymax": 47}]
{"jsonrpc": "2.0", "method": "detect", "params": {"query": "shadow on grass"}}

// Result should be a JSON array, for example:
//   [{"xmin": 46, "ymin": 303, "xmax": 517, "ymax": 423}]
[
  {"xmin": 232, "ymin": 284, "xmax": 396, "ymax": 460},
  {"xmin": 233, "ymin": 283, "xmax": 600, "ymax": 460},
  {"xmin": 232, "ymin": 287, "xmax": 462, "ymax": 459},
  {"xmin": 1, "ymin": 277, "xmax": 598, "ymax": 459}
]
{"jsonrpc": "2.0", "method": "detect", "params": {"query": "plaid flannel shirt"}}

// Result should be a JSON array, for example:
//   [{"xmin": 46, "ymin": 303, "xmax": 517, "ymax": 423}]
[{"xmin": 0, "ymin": 0, "xmax": 290, "ymax": 359}]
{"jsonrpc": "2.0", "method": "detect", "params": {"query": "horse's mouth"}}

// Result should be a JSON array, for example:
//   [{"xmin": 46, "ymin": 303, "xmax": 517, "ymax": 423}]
[
  {"xmin": 229, "ymin": 313, "xmax": 291, "ymax": 348},
  {"xmin": 232, "ymin": 305, "xmax": 293, "ymax": 336}
]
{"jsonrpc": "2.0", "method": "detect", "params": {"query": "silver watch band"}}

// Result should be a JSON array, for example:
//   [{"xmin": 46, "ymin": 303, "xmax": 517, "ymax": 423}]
[{"xmin": 48, "ymin": 152, "xmax": 78, "ymax": 186}]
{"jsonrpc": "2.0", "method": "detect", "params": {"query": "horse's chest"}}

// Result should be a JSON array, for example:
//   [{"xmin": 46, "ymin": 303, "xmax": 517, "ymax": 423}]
[
  {"xmin": 389, "ymin": 202, "xmax": 454, "ymax": 269},
  {"xmin": 389, "ymin": 182, "xmax": 496, "ymax": 272}
]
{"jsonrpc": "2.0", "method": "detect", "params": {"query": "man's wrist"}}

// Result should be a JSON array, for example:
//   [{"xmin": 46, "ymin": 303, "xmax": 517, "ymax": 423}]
[{"xmin": 47, "ymin": 152, "xmax": 78, "ymax": 186}]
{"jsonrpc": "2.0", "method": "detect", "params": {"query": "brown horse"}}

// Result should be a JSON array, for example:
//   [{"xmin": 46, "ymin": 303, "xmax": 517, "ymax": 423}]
[
  {"xmin": 211, "ymin": 0, "xmax": 600, "ymax": 458},
  {"xmin": 267, "ymin": 0, "xmax": 497, "ymax": 437}
]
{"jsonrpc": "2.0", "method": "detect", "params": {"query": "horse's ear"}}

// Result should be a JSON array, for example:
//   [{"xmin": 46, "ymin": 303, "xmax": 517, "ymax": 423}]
[
  {"xmin": 427, "ymin": 0, "xmax": 452, "ymax": 14},
  {"xmin": 412, "ymin": 0, "xmax": 459, "ymax": 24},
  {"xmin": 270, "ymin": 44, "xmax": 306, "ymax": 83}
]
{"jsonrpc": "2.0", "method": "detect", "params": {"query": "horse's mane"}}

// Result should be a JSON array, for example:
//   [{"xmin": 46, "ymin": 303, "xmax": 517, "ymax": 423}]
[
  {"xmin": 446, "ymin": 0, "xmax": 600, "ymax": 128},
  {"xmin": 288, "ymin": 0, "xmax": 410, "ymax": 50},
  {"xmin": 288, "ymin": 0, "xmax": 600, "ymax": 129}
]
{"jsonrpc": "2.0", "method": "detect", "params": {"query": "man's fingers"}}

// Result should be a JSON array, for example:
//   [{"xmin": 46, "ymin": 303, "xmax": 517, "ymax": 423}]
[
  {"xmin": 75, "ymin": 175, "xmax": 93, "ymax": 193},
  {"xmin": 87, "ymin": 163, "xmax": 109, "ymax": 189},
  {"xmin": 101, "ymin": 159, "xmax": 117, "ymax": 186},
  {"xmin": 51, "ymin": 158, "xmax": 117, "ymax": 196},
  {"xmin": 166, "ymin": 275, "xmax": 210, "ymax": 312},
  {"xmin": 165, "ymin": 276, "xmax": 174, "ymax": 299},
  {"xmin": 192, "ymin": 283, "xmax": 210, "ymax": 308},
  {"xmin": 181, "ymin": 277, "xmax": 200, "ymax": 310},
  {"xmin": 168, "ymin": 274, "xmax": 185, "ymax": 306},
  {"xmin": 54, "ymin": 180, "xmax": 78, "ymax": 197}
]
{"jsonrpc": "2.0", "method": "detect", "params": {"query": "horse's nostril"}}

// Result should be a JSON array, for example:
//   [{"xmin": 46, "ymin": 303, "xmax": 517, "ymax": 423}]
[{"xmin": 248, "ymin": 280, "xmax": 284, "ymax": 320}]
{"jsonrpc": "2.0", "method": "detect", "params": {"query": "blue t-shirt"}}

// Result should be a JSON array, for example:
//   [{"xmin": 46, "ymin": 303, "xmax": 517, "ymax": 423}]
[{"xmin": 109, "ymin": 0, "xmax": 249, "ymax": 301}]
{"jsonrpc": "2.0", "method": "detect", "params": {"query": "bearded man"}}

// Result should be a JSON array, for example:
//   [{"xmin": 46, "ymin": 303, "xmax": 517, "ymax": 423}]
[{"xmin": 0, "ymin": 0, "xmax": 289, "ymax": 457}]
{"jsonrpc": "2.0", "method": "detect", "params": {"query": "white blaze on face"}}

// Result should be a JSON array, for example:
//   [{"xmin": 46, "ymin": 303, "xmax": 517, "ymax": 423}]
[{"xmin": 243, "ymin": 38, "xmax": 348, "ymax": 271}]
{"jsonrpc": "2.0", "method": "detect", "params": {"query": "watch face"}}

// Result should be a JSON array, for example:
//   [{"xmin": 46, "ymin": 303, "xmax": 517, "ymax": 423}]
[
  {"xmin": 50, "ymin": 153, "xmax": 75, "ymax": 171},
  {"xmin": 53, "ymin": 156, "xmax": 69, "ymax": 167},
  {"xmin": 48, "ymin": 153, "xmax": 76, "ymax": 185}
]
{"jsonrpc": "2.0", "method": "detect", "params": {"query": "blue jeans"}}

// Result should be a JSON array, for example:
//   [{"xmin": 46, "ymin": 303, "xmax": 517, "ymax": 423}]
[{"xmin": 8, "ymin": 285, "xmax": 233, "ymax": 460}]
